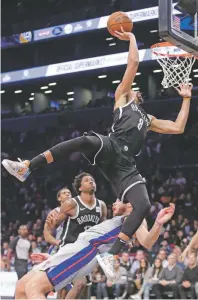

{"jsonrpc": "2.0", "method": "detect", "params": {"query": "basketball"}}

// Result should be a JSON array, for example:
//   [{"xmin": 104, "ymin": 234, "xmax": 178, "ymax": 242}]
[{"xmin": 107, "ymin": 11, "xmax": 133, "ymax": 37}]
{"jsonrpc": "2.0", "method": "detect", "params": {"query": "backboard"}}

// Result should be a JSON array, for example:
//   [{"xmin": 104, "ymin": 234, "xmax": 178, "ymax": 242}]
[{"xmin": 158, "ymin": 0, "xmax": 198, "ymax": 57}]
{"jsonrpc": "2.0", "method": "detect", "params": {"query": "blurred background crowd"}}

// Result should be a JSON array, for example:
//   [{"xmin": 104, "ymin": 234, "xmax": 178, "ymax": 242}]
[{"xmin": 1, "ymin": 118, "xmax": 198, "ymax": 299}]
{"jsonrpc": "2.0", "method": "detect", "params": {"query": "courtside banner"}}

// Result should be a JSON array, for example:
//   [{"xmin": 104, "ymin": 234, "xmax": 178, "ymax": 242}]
[
  {"xmin": 1, "ymin": 6, "xmax": 159, "ymax": 48},
  {"xmin": 1, "ymin": 48, "xmax": 154, "ymax": 84},
  {"xmin": 45, "ymin": 49, "xmax": 151, "ymax": 76},
  {"xmin": 1, "ymin": 5, "xmax": 181, "ymax": 48}
]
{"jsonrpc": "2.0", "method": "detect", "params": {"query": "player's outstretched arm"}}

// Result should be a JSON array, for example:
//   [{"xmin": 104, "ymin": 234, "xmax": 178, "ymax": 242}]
[
  {"xmin": 44, "ymin": 199, "xmax": 77, "ymax": 245},
  {"xmin": 136, "ymin": 204, "xmax": 175, "ymax": 249},
  {"xmin": 149, "ymin": 83, "xmax": 192, "ymax": 134},
  {"xmin": 114, "ymin": 29, "xmax": 139, "ymax": 101}
]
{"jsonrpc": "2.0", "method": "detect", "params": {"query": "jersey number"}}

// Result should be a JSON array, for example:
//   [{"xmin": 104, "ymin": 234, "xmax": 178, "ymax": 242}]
[{"xmin": 137, "ymin": 118, "xmax": 144, "ymax": 130}]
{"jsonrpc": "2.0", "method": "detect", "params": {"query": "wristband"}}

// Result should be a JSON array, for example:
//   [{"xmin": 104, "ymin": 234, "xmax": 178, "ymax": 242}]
[{"xmin": 183, "ymin": 97, "xmax": 191, "ymax": 101}]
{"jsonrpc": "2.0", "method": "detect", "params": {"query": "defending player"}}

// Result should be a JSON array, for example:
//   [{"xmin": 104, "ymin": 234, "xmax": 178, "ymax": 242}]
[
  {"xmin": 44, "ymin": 174, "xmax": 107, "ymax": 299},
  {"xmin": 15, "ymin": 202, "xmax": 175, "ymax": 299},
  {"xmin": 44, "ymin": 187, "xmax": 72, "ymax": 299},
  {"xmin": 2, "ymin": 30, "xmax": 192, "ymax": 279}
]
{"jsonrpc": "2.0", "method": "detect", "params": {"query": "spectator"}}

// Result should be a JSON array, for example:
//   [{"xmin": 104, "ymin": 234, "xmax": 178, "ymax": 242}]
[
  {"xmin": 31, "ymin": 241, "xmax": 41, "ymax": 254},
  {"xmin": 172, "ymin": 245, "xmax": 185, "ymax": 270},
  {"xmin": 120, "ymin": 252, "xmax": 132, "ymax": 272},
  {"xmin": 175, "ymin": 171, "xmax": 186, "ymax": 186},
  {"xmin": 178, "ymin": 252, "xmax": 198, "ymax": 299},
  {"xmin": 133, "ymin": 258, "xmax": 163, "ymax": 300},
  {"xmin": 169, "ymin": 219, "xmax": 178, "ymax": 235},
  {"xmin": 162, "ymin": 231, "xmax": 172, "ymax": 244},
  {"xmin": 130, "ymin": 258, "xmax": 149, "ymax": 297},
  {"xmin": 7, "ymin": 225, "xmax": 31, "ymax": 279},
  {"xmin": 157, "ymin": 249, "xmax": 168, "ymax": 268},
  {"xmin": 1, "ymin": 242, "xmax": 9, "ymax": 256},
  {"xmin": 36, "ymin": 236, "xmax": 47, "ymax": 252},
  {"xmin": 91, "ymin": 265, "xmax": 108, "ymax": 299},
  {"xmin": 152, "ymin": 253, "xmax": 183, "ymax": 299},
  {"xmin": 174, "ymin": 230, "xmax": 184, "ymax": 247},
  {"xmin": 106, "ymin": 259, "xmax": 127, "ymax": 299},
  {"xmin": 130, "ymin": 250, "xmax": 145, "ymax": 275}
]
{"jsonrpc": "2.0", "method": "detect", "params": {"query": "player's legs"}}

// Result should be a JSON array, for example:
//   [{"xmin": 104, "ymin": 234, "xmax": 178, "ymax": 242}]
[
  {"xmin": 97, "ymin": 183, "xmax": 151, "ymax": 280},
  {"xmin": 109, "ymin": 183, "xmax": 151, "ymax": 254},
  {"xmin": 15, "ymin": 270, "xmax": 35, "ymax": 299},
  {"xmin": 65, "ymin": 277, "xmax": 87, "ymax": 299},
  {"xmin": 2, "ymin": 135, "xmax": 101, "ymax": 182},
  {"xmin": 25, "ymin": 271, "xmax": 53, "ymax": 299},
  {"xmin": 57, "ymin": 288, "xmax": 68, "ymax": 299}
]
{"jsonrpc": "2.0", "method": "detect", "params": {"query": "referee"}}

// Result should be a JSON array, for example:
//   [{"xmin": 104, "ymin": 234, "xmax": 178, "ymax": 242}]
[{"xmin": 7, "ymin": 225, "xmax": 31, "ymax": 279}]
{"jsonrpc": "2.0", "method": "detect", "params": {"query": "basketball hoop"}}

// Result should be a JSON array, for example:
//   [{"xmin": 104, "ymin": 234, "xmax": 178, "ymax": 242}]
[{"xmin": 151, "ymin": 42, "xmax": 196, "ymax": 88}]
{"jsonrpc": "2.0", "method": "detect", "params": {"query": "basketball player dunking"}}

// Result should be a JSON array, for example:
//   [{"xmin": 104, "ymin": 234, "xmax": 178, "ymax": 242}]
[
  {"xmin": 2, "ymin": 30, "xmax": 193, "ymax": 279},
  {"xmin": 15, "ymin": 202, "xmax": 175, "ymax": 299},
  {"xmin": 43, "ymin": 174, "xmax": 107, "ymax": 299}
]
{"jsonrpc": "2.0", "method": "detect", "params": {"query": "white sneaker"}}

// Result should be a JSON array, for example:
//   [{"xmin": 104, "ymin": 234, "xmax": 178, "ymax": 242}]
[
  {"xmin": 96, "ymin": 253, "xmax": 116, "ymax": 281},
  {"xmin": 2, "ymin": 158, "xmax": 30, "ymax": 182}
]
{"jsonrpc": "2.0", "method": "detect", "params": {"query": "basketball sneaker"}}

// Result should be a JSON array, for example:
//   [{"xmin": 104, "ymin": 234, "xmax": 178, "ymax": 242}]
[
  {"xmin": 2, "ymin": 158, "xmax": 30, "ymax": 182},
  {"xmin": 96, "ymin": 253, "xmax": 116, "ymax": 281}
]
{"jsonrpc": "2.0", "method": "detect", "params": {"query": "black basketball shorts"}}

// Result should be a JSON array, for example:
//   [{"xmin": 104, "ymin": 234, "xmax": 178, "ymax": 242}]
[{"xmin": 83, "ymin": 131, "xmax": 145, "ymax": 202}]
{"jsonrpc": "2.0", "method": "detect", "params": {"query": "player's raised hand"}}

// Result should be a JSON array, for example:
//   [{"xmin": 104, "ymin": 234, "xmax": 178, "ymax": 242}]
[
  {"xmin": 31, "ymin": 253, "xmax": 50, "ymax": 263},
  {"xmin": 114, "ymin": 27, "xmax": 135, "ymax": 41},
  {"xmin": 156, "ymin": 203, "xmax": 175, "ymax": 225},
  {"xmin": 175, "ymin": 83, "xmax": 193, "ymax": 98},
  {"xmin": 46, "ymin": 213, "xmax": 57, "ymax": 229}
]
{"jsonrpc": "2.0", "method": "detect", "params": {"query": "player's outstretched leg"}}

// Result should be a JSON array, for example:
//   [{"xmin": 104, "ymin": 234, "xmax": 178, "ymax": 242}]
[
  {"xmin": 2, "ymin": 135, "xmax": 101, "ymax": 182},
  {"xmin": 25, "ymin": 271, "xmax": 53, "ymax": 299},
  {"xmin": 97, "ymin": 183, "xmax": 151, "ymax": 280}
]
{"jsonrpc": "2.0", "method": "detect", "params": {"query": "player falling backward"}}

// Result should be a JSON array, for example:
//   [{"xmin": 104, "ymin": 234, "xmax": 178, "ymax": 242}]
[
  {"xmin": 2, "ymin": 29, "xmax": 193, "ymax": 279},
  {"xmin": 15, "ymin": 201, "xmax": 175, "ymax": 299},
  {"xmin": 44, "ymin": 175, "xmax": 107, "ymax": 299}
]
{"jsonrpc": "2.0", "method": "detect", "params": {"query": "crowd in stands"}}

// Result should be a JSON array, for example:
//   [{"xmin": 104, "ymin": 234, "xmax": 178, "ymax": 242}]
[{"xmin": 1, "ymin": 120, "xmax": 198, "ymax": 299}]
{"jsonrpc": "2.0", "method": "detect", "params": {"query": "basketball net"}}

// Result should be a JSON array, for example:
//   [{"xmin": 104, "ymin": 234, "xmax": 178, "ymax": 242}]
[{"xmin": 151, "ymin": 42, "xmax": 196, "ymax": 88}]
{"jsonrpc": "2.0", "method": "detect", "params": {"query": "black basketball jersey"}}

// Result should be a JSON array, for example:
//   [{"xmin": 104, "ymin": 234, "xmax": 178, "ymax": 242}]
[
  {"xmin": 59, "ymin": 196, "xmax": 102, "ymax": 247},
  {"xmin": 109, "ymin": 100, "xmax": 151, "ymax": 157}
]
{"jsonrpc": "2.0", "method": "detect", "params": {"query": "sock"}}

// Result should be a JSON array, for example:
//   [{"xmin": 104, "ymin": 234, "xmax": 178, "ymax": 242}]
[
  {"xmin": 108, "ymin": 238, "xmax": 127, "ymax": 255},
  {"xmin": 29, "ymin": 154, "xmax": 47, "ymax": 171}
]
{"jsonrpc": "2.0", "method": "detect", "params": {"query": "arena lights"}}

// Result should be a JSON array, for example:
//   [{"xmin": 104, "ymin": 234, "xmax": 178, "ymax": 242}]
[
  {"xmin": 106, "ymin": 37, "xmax": 114, "ymax": 41},
  {"xmin": 194, "ymin": 74, "xmax": 198, "ymax": 77},
  {"xmin": 67, "ymin": 92, "xmax": 74, "ymax": 95},
  {"xmin": 31, "ymin": 93, "xmax": 35, "ymax": 95},
  {"xmin": 0, "ymin": 90, "xmax": 5, "ymax": 93},
  {"xmin": 68, "ymin": 97, "xmax": 74, "ymax": 101},
  {"xmin": 132, "ymin": 82, "xmax": 137, "ymax": 86},
  {"xmin": 48, "ymin": 82, "xmax": 57, "ymax": 86},
  {"xmin": 136, "ymin": 72, "xmax": 141, "ymax": 76},
  {"xmin": 150, "ymin": 30, "xmax": 158, "ymax": 33},
  {"xmin": 153, "ymin": 69, "xmax": 163, "ymax": 73},
  {"xmin": 14, "ymin": 90, "xmax": 22, "ymax": 94},
  {"xmin": 98, "ymin": 75, "xmax": 107, "ymax": 79},
  {"xmin": 112, "ymin": 80, "xmax": 121, "ymax": 84},
  {"xmin": 193, "ymin": 69, "xmax": 198, "ymax": 72},
  {"xmin": 133, "ymin": 87, "xmax": 140, "ymax": 91},
  {"xmin": 29, "ymin": 97, "xmax": 34, "ymax": 100},
  {"xmin": 40, "ymin": 86, "xmax": 48, "ymax": 90},
  {"xmin": 45, "ymin": 90, "xmax": 52, "ymax": 94},
  {"xmin": 109, "ymin": 43, "xmax": 116, "ymax": 46}
]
